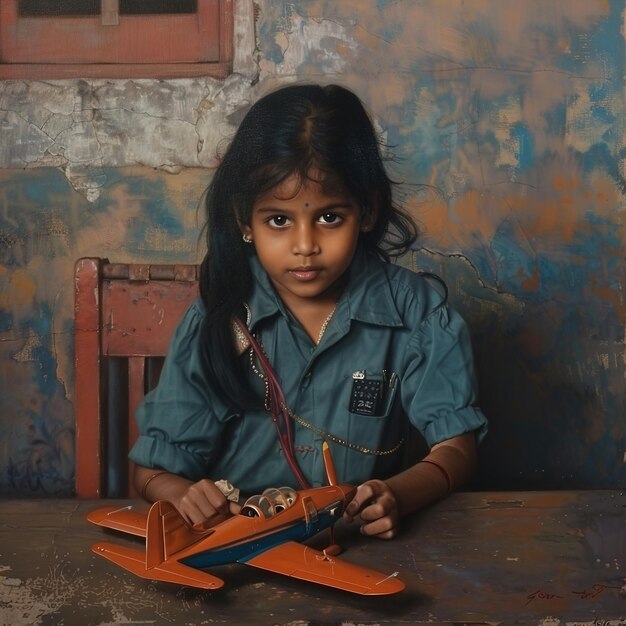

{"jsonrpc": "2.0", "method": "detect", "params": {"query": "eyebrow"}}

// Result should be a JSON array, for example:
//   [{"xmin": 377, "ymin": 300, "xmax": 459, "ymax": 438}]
[{"xmin": 253, "ymin": 202, "xmax": 355, "ymax": 214}]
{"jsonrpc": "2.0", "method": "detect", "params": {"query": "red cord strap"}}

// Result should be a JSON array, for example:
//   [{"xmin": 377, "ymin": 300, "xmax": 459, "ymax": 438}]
[{"xmin": 235, "ymin": 320, "xmax": 310, "ymax": 489}]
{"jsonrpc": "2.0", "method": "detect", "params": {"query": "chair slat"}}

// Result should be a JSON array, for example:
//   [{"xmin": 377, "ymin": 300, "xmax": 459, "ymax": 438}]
[
  {"xmin": 127, "ymin": 356, "xmax": 145, "ymax": 498},
  {"xmin": 74, "ymin": 257, "xmax": 199, "ymax": 497},
  {"xmin": 74, "ymin": 258, "xmax": 104, "ymax": 498}
]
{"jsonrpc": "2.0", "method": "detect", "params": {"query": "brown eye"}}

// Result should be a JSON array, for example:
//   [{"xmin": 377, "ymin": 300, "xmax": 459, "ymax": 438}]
[{"xmin": 268, "ymin": 215, "xmax": 290, "ymax": 227}]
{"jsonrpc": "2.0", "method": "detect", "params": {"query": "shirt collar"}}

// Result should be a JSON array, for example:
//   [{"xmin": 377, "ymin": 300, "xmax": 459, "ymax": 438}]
[
  {"xmin": 340, "ymin": 245, "xmax": 404, "ymax": 328},
  {"xmin": 246, "ymin": 245, "xmax": 404, "ymax": 330},
  {"xmin": 247, "ymin": 255, "xmax": 288, "ymax": 328}
]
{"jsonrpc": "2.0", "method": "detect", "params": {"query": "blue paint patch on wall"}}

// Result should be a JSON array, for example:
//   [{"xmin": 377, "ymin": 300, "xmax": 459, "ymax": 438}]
[
  {"xmin": 581, "ymin": 143, "xmax": 626, "ymax": 193},
  {"xmin": 510, "ymin": 123, "xmax": 535, "ymax": 171},
  {"xmin": 257, "ymin": 5, "xmax": 292, "ymax": 65},
  {"xmin": 6, "ymin": 400, "xmax": 74, "ymax": 496},
  {"xmin": 396, "ymin": 84, "xmax": 466, "ymax": 185},
  {"xmin": 16, "ymin": 169, "xmax": 74, "ymax": 204},
  {"xmin": 589, "ymin": 83, "xmax": 610, "ymax": 102},
  {"xmin": 490, "ymin": 221, "xmax": 537, "ymax": 296},
  {"xmin": 543, "ymin": 103, "xmax": 567, "ymax": 138},
  {"xmin": 26, "ymin": 306, "xmax": 57, "ymax": 397},
  {"xmin": 0, "ymin": 311, "xmax": 12, "ymax": 332},
  {"xmin": 590, "ymin": 0, "xmax": 625, "ymax": 81}
]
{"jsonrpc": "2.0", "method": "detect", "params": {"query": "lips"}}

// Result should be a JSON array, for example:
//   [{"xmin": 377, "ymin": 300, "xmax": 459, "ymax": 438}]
[{"xmin": 290, "ymin": 267, "xmax": 321, "ymax": 282}]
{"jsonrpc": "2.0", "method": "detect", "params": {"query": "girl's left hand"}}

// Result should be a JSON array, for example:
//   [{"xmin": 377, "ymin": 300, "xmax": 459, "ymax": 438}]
[{"xmin": 343, "ymin": 479, "xmax": 399, "ymax": 539}]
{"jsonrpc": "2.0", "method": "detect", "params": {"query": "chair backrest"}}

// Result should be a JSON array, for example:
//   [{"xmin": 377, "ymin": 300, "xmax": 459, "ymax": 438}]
[{"xmin": 74, "ymin": 258, "xmax": 199, "ymax": 498}]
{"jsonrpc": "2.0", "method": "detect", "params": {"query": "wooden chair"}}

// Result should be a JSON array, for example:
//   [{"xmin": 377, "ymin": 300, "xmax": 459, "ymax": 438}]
[{"xmin": 74, "ymin": 258, "xmax": 199, "ymax": 498}]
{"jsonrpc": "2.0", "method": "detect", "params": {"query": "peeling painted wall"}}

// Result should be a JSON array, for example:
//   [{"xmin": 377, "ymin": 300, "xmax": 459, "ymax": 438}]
[{"xmin": 0, "ymin": 0, "xmax": 624, "ymax": 495}]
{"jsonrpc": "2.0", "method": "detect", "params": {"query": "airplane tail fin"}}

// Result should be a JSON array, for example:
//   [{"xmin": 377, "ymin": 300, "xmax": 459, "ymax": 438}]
[
  {"xmin": 145, "ymin": 500, "xmax": 211, "ymax": 568},
  {"xmin": 91, "ymin": 500, "xmax": 223, "ymax": 590}
]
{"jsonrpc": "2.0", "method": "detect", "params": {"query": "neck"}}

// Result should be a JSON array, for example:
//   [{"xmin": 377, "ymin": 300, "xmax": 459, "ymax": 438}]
[{"xmin": 284, "ymin": 298, "xmax": 338, "ymax": 345}]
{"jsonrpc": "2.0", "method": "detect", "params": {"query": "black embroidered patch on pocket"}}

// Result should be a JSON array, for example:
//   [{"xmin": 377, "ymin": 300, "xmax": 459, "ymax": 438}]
[{"xmin": 349, "ymin": 371, "xmax": 384, "ymax": 416}]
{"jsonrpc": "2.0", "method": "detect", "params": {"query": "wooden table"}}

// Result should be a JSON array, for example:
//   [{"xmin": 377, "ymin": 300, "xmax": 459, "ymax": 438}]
[{"xmin": 1, "ymin": 491, "xmax": 625, "ymax": 625}]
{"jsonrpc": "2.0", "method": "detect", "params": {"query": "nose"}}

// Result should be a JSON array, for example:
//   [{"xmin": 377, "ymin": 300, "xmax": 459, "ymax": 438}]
[{"xmin": 292, "ymin": 223, "xmax": 320, "ymax": 256}]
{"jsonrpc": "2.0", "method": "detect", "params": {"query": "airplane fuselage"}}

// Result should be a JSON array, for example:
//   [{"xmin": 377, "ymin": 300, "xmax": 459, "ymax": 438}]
[{"xmin": 178, "ymin": 484, "xmax": 355, "ymax": 568}]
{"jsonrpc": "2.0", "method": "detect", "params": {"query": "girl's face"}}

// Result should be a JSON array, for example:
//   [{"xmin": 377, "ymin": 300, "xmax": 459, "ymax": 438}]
[{"xmin": 241, "ymin": 172, "xmax": 369, "ymax": 313}]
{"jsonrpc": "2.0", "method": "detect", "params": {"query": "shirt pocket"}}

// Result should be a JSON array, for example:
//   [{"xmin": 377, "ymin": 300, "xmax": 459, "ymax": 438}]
[{"xmin": 347, "ymin": 370, "xmax": 398, "ymax": 419}]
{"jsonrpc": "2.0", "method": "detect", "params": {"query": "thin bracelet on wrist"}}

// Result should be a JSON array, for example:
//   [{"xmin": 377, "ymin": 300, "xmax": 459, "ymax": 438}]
[
  {"xmin": 420, "ymin": 458, "xmax": 452, "ymax": 493},
  {"xmin": 140, "ymin": 470, "xmax": 168, "ymax": 501}
]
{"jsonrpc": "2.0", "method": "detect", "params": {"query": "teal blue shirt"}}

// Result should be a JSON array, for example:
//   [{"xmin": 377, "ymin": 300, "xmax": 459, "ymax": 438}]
[{"xmin": 129, "ymin": 248, "xmax": 487, "ymax": 496}]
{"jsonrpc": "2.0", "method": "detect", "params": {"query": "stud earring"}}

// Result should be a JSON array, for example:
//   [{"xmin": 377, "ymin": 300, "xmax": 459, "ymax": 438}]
[{"xmin": 242, "ymin": 234, "xmax": 253, "ymax": 244}]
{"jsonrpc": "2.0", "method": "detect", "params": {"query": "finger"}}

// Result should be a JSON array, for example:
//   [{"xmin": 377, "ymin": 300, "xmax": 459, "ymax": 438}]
[
  {"xmin": 344, "ymin": 483, "xmax": 376, "ymax": 520},
  {"xmin": 198, "ymin": 480, "xmax": 231, "ymax": 514},
  {"xmin": 358, "ymin": 498, "xmax": 390, "ymax": 522},
  {"xmin": 187, "ymin": 497, "xmax": 240, "ymax": 529},
  {"xmin": 181, "ymin": 501, "xmax": 214, "ymax": 526},
  {"xmin": 360, "ymin": 515, "xmax": 398, "ymax": 539},
  {"xmin": 183, "ymin": 481, "xmax": 229, "ymax": 521},
  {"xmin": 186, "ymin": 499, "xmax": 232, "ymax": 528},
  {"xmin": 363, "ymin": 525, "xmax": 397, "ymax": 540}
]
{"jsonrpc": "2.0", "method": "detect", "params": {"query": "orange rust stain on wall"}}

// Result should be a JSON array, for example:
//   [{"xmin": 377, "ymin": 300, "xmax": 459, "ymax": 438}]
[
  {"xmin": 0, "ymin": 265, "xmax": 8, "ymax": 309},
  {"xmin": 411, "ymin": 189, "xmax": 504, "ymax": 249},
  {"xmin": 520, "ymin": 266, "xmax": 540, "ymax": 293},
  {"xmin": 527, "ymin": 198, "xmax": 585, "ymax": 242},
  {"xmin": 417, "ymin": 142, "xmax": 623, "ymax": 247},
  {"xmin": 418, "ymin": 185, "xmax": 606, "ymax": 252},
  {"xmin": 9, "ymin": 268, "xmax": 37, "ymax": 308}
]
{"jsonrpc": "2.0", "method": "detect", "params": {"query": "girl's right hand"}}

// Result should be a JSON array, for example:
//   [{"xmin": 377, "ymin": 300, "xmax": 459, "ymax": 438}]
[{"xmin": 174, "ymin": 479, "xmax": 241, "ymax": 527}]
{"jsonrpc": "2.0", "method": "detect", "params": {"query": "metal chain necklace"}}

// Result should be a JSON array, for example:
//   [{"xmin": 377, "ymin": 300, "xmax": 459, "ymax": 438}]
[
  {"xmin": 245, "ymin": 317, "xmax": 404, "ymax": 457},
  {"xmin": 316, "ymin": 306, "xmax": 336, "ymax": 344}
]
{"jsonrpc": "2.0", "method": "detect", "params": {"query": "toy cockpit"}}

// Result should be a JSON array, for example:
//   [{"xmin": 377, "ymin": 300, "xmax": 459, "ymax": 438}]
[{"xmin": 240, "ymin": 486, "xmax": 297, "ymax": 519}]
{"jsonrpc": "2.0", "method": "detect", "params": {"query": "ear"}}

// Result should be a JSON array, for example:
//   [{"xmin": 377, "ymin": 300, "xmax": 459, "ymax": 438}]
[
  {"xmin": 238, "ymin": 220, "xmax": 253, "ymax": 241},
  {"xmin": 360, "ymin": 205, "xmax": 379, "ymax": 233}
]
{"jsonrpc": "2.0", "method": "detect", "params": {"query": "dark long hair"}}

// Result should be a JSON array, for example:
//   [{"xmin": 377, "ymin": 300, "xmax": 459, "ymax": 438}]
[{"xmin": 200, "ymin": 83, "xmax": 418, "ymax": 410}]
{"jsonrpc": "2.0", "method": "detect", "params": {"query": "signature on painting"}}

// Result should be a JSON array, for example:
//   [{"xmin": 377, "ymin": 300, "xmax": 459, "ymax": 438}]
[
  {"xmin": 525, "ymin": 583, "xmax": 622, "ymax": 606},
  {"xmin": 569, "ymin": 620, "xmax": 626, "ymax": 626}
]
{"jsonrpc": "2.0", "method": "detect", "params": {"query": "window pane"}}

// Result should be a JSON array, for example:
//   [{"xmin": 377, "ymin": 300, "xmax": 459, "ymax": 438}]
[
  {"xmin": 119, "ymin": 0, "xmax": 197, "ymax": 14},
  {"xmin": 18, "ymin": 0, "xmax": 100, "ymax": 16}
]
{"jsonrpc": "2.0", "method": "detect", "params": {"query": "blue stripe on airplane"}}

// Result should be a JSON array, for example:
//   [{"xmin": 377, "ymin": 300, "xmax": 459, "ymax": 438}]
[{"xmin": 182, "ymin": 512, "xmax": 336, "ymax": 569}]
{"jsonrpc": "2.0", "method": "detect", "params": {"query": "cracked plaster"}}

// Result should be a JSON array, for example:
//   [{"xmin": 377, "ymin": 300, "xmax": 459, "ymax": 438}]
[{"xmin": 0, "ymin": 0, "xmax": 260, "ymax": 202}]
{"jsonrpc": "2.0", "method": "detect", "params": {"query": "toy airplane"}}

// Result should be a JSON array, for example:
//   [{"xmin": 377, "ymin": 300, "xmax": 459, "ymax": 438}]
[{"xmin": 87, "ymin": 442, "xmax": 405, "ymax": 595}]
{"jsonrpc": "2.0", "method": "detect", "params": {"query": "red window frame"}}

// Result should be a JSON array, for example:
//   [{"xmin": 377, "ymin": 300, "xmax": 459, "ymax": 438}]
[{"xmin": 0, "ymin": 0, "xmax": 233, "ymax": 79}]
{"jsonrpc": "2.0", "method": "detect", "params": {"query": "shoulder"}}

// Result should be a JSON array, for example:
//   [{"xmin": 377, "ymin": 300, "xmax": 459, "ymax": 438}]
[
  {"xmin": 167, "ymin": 298, "xmax": 206, "ymax": 359},
  {"xmin": 345, "ymin": 250, "xmax": 450, "ymax": 331},
  {"xmin": 174, "ymin": 297, "xmax": 206, "ymax": 333},
  {"xmin": 377, "ymin": 258, "xmax": 447, "ymax": 320}
]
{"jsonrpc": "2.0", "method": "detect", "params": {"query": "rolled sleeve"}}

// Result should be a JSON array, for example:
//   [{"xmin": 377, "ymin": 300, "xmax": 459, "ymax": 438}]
[
  {"xmin": 128, "ymin": 300, "xmax": 232, "ymax": 480},
  {"xmin": 401, "ymin": 303, "xmax": 488, "ymax": 448}
]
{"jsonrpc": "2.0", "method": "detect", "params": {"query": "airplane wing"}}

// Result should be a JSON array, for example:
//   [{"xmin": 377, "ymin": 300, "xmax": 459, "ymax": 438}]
[
  {"xmin": 244, "ymin": 541, "xmax": 405, "ymax": 595},
  {"xmin": 87, "ymin": 505, "xmax": 149, "ymax": 537},
  {"xmin": 92, "ymin": 541, "xmax": 224, "ymax": 591}
]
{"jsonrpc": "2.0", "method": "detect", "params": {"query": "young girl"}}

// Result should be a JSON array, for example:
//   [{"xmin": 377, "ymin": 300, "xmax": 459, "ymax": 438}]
[{"xmin": 129, "ymin": 83, "xmax": 487, "ymax": 540}]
